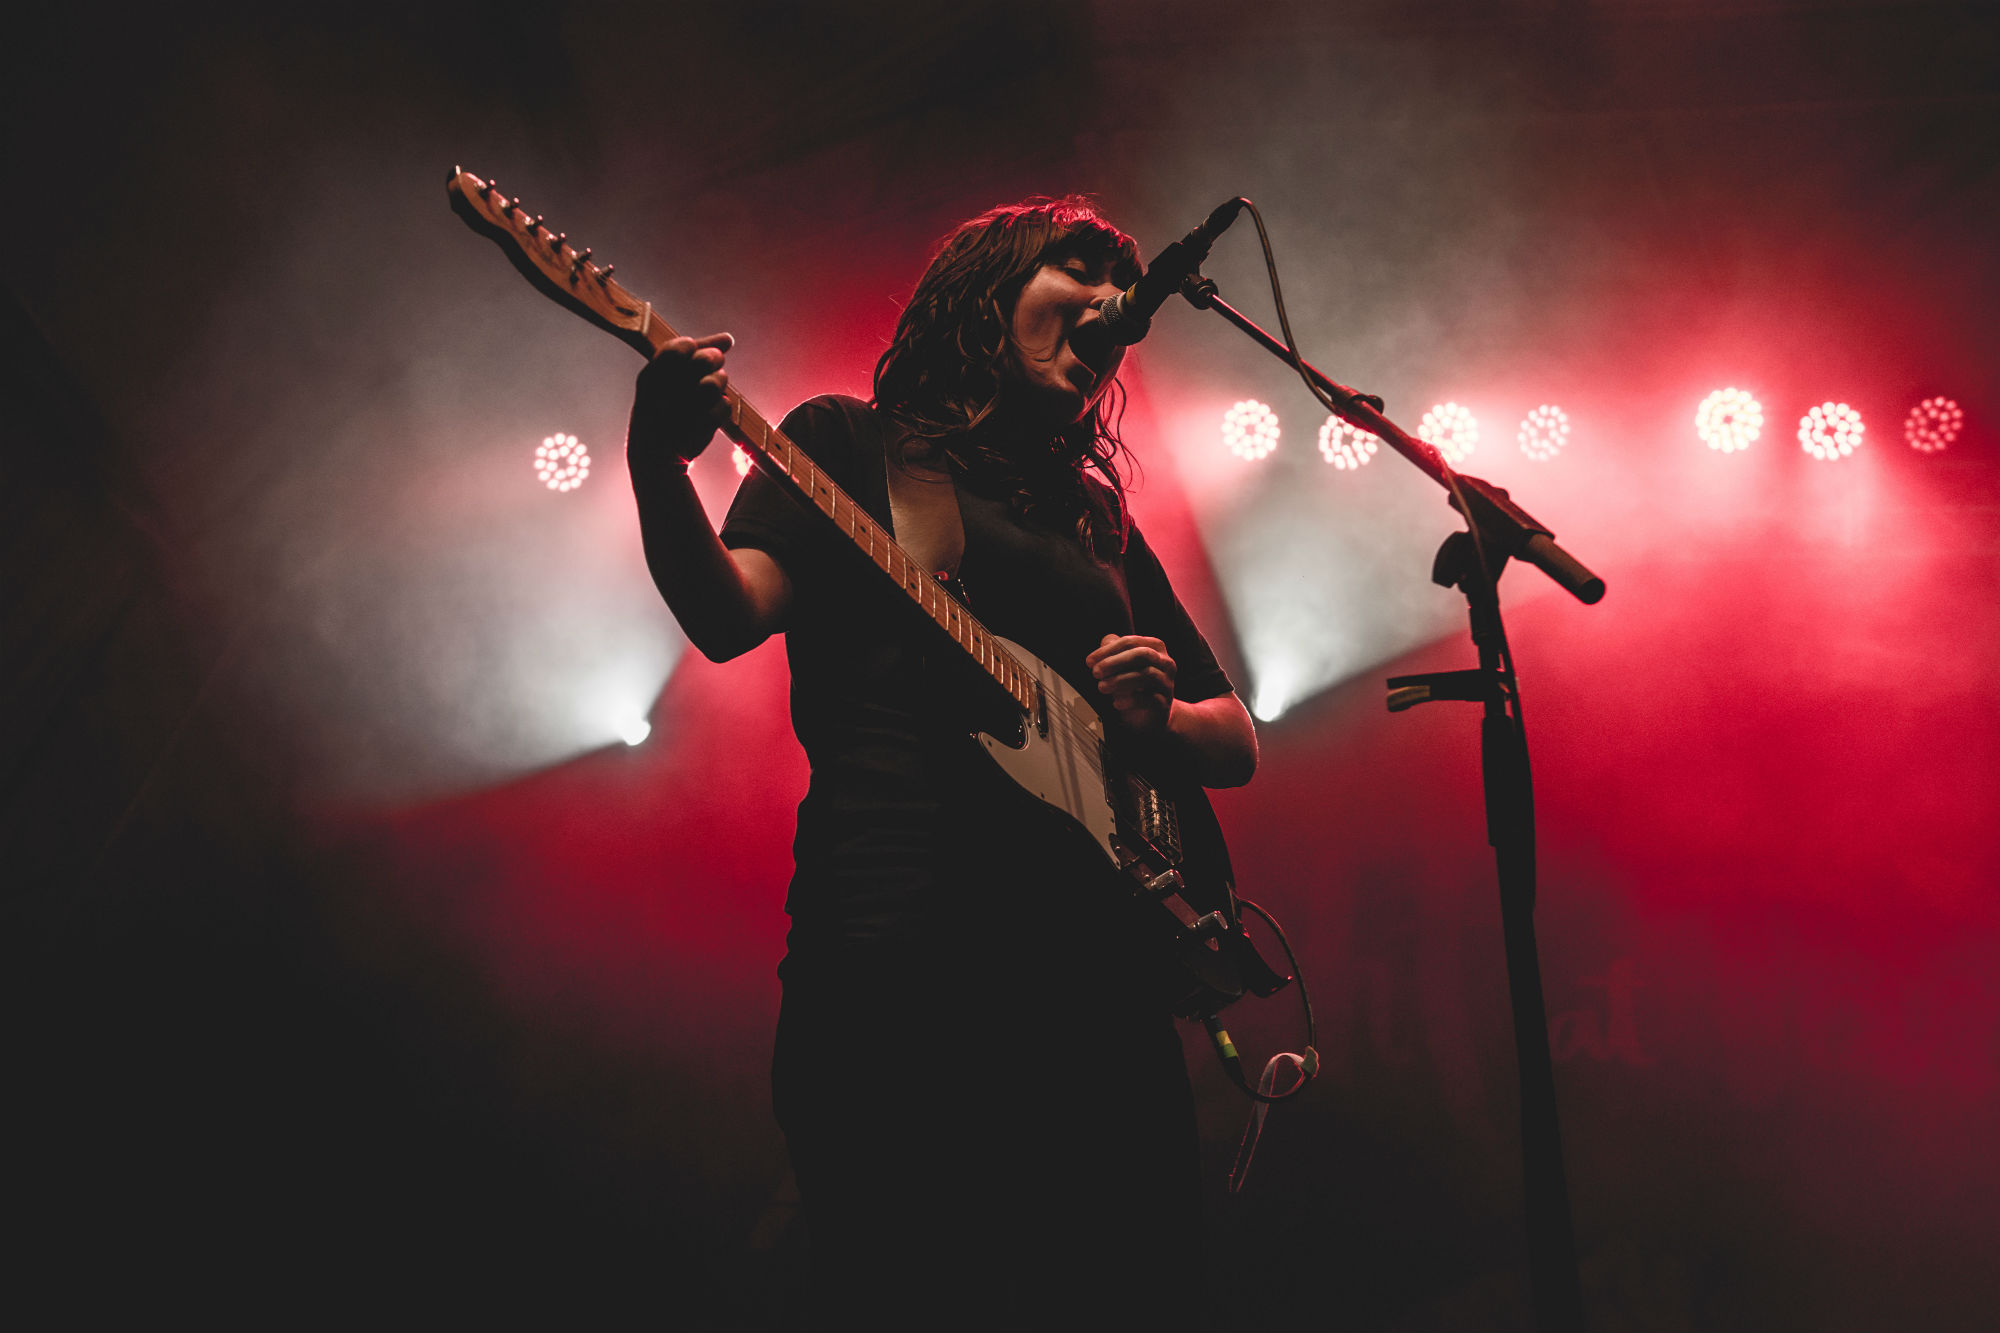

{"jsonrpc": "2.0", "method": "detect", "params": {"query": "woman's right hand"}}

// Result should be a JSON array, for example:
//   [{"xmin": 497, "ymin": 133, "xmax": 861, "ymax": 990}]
[{"xmin": 628, "ymin": 331, "xmax": 735, "ymax": 475}]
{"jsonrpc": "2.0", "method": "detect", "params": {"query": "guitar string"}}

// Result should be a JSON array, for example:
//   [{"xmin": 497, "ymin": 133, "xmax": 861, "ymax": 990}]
[
  {"xmin": 577, "ymin": 262, "xmax": 1155, "ymax": 869},
  {"xmin": 731, "ymin": 397, "xmax": 1221, "ymax": 949},
  {"xmin": 733, "ymin": 406, "xmax": 1223, "ymax": 956}
]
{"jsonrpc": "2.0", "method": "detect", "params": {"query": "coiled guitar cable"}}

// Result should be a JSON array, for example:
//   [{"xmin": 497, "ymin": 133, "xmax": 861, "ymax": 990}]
[{"xmin": 1204, "ymin": 897, "xmax": 1316, "ymax": 1193}]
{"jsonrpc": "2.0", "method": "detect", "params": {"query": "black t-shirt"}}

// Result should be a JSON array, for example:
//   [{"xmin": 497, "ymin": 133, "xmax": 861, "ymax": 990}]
[{"xmin": 720, "ymin": 395, "xmax": 1233, "ymax": 962}]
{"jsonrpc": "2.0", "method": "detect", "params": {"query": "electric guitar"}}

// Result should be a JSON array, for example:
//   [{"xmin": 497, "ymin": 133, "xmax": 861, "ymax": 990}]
[{"xmin": 446, "ymin": 168, "xmax": 1288, "ymax": 1018}]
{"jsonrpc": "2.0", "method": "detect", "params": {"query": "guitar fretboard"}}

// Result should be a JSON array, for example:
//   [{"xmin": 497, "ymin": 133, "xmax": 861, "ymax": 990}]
[
  {"xmin": 721, "ymin": 388, "xmax": 1033, "ymax": 715},
  {"xmin": 444, "ymin": 169, "xmax": 1034, "ymax": 718}
]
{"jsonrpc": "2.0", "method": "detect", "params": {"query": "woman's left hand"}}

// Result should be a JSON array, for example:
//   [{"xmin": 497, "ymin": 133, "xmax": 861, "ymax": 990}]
[{"xmin": 1086, "ymin": 634, "xmax": 1177, "ymax": 733}]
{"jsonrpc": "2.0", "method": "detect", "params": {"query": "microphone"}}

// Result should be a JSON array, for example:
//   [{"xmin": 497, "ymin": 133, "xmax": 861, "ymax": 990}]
[{"xmin": 1097, "ymin": 197, "xmax": 1247, "ymax": 345}]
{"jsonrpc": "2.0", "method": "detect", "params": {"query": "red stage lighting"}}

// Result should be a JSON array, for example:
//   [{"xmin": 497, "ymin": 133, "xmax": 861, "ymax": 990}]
[
  {"xmin": 1518, "ymin": 405, "xmax": 1571, "ymax": 462},
  {"xmin": 1419, "ymin": 401, "xmax": 1478, "ymax": 464},
  {"xmin": 1799, "ymin": 401, "xmax": 1864, "ymax": 461},
  {"xmin": 1904, "ymin": 397, "xmax": 1963, "ymax": 454},
  {"xmin": 535, "ymin": 432, "xmax": 591, "ymax": 491},
  {"xmin": 1222, "ymin": 400, "xmax": 1281, "ymax": 460},
  {"xmin": 1318, "ymin": 416, "xmax": 1379, "ymax": 470},
  {"xmin": 1696, "ymin": 388, "xmax": 1763, "ymax": 453}
]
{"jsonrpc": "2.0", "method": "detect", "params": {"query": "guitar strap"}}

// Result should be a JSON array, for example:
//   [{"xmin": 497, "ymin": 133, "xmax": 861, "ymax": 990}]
[{"xmin": 882, "ymin": 429, "xmax": 965, "ymax": 581}]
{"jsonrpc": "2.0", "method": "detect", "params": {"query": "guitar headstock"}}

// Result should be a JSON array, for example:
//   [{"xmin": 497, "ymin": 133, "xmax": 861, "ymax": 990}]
[{"xmin": 446, "ymin": 166, "xmax": 671, "ymax": 358}]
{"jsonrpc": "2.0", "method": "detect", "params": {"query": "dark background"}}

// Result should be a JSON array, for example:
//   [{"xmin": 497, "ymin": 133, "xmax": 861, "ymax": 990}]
[{"xmin": 5, "ymin": 2, "xmax": 1997, "ymax": 1327}]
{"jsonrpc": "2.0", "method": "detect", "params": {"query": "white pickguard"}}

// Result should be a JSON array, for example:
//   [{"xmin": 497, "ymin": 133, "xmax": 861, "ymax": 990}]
[{"xmin": 974, "ymin": 635, "xmax": 1120, "ymax": 867}]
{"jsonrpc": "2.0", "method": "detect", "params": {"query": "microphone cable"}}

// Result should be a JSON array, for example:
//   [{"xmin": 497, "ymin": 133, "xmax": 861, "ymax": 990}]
[{"xmin": 1228, "ymin": 198, "xmax": 1527, "ymax": 825}]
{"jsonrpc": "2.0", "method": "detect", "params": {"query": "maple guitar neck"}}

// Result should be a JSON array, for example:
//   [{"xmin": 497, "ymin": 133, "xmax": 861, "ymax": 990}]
[{"xmin": 443, "ymin": 166, "xmax": 1032, "ymax": 717}]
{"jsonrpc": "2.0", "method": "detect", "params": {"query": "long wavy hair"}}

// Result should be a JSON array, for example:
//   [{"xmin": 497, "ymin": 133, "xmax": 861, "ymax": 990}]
[{"xmin": 872, "ymin": 196, "xmax": 1143, "ymax": 550}]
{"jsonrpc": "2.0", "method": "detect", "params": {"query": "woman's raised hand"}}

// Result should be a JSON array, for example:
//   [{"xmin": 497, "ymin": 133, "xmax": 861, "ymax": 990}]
[{"xmin": 628, "ymin": 332, "xmax": 735, "ymax": 475}]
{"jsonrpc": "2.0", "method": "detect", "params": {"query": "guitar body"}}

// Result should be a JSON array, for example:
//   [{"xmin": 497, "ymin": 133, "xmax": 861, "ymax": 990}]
[
  {"xmin": 975, "ymin": 635, "xmax": 1289, "ymax": 1019},
  {"xmin": 445, "ymin": 166, "xmax": 1288, "ymax": 1018}
]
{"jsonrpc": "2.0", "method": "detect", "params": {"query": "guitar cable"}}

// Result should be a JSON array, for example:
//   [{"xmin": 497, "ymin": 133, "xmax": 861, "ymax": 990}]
[{"xmin": 1203, "ymin": 897, "xmax": 1316, "ymax": 1194}]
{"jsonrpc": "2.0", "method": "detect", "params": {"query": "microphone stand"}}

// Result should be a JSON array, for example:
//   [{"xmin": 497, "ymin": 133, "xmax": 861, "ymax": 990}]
[{"xmin": 1182, "ymin": 274, "xmax": 1600, "ymax": 1332}]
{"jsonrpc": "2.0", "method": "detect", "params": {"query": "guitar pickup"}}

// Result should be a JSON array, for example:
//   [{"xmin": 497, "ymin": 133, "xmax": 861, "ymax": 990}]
[{"xmin": 1124, "ymin": 775, "xmax": 1183, "ymax": 864}]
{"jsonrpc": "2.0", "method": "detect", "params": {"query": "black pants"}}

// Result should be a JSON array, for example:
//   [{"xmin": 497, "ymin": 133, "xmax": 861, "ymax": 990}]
[{"xmin": 774, "ymin": 945, "xmax": 1208, "ymax": 1330}]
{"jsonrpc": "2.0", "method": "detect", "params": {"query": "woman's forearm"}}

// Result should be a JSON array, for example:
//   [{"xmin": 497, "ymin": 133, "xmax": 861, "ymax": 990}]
[
  {"xmin": 629, "ymin": 459, "xmax": 788, "ymax": 661},
  {"xmin": 1166, "ymin": 693, "xmax": 1259, "ymax": 789}
]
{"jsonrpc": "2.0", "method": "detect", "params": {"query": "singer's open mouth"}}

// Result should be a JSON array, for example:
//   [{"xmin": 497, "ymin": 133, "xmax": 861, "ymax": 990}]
[{"xmin": 1069, "ymin": 322, "xmax": 1111, "ymax": 383}]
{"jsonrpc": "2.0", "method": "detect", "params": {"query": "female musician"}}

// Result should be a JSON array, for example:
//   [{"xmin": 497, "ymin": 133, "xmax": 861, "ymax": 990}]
[{"xmin": 627, "ymin": 197, "xmax": 1256, "ymax": 1330}]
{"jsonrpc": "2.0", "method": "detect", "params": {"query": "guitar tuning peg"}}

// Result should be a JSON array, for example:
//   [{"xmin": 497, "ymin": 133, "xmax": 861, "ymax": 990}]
[
  {"xmin": 529, "ymin": 214, "xmax": 544, "ymax": 232},
  {"xmin": 575, "ymin": 247, "xmax": 593, "ymax": 264},
  {"xmin": 552, "ymin": 231, "xmax": 567, "ymax": 250},
  {"xmin": 596, "ymin": 263, "xmax": 615, "ymax": 282},
  {"xmin": 480, "ymin": 177, "xmax": 496, "ymax": 199}
]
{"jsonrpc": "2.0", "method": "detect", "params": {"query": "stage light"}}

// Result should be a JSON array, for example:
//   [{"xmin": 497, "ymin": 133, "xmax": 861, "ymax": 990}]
[
  {"xmin": 1518, "ymin": 405, "xmax": 1570, "ymax": 461},
  {"xmin": 1418, "ymin": 402, "xmax": 1478, "ymax": 464},
  {"xmin": 1799, "ymin": 402, "xmax": 1864, "ymax": 461},
  {"xmin": 1223, "ymin": 400, "xmax": 1281, "ymax": 460},
  {"xmin": 535, "ymin": 432, "xmax": 591, "ymax": 491},
  {"xmin": 1905, "ymin": 397, "xmax": 1963, "ymax": 454},
  {"xmin": 1318, "ymin": 416, "xmax": 1379, "ymax": 470},
  {"xmin": 1250, "ymin": 680, "xmax": 1289, "ymax": 723},
  {"xmin": 733, "ymin": 444, "xmax": 754, "ymax": 477},
  {"xmin": 619, "ymin": 717, "xmax": 652, "ymax": 747},
  {"xmin": 1696, "ymin": 388, "xmax": 1762, "ymax": 453}
]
